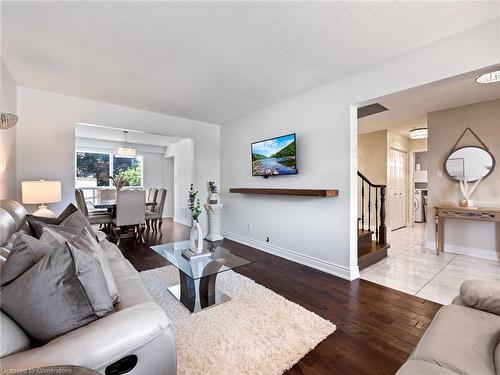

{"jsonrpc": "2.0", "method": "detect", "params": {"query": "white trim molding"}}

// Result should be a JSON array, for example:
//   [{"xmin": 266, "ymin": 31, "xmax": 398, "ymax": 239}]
[
  {"xmin": 426, "ymin": 241, "xmax": 500, "ymax": 262},
  {"xmin": 174, "ymin": 216, "xmax": 192, "ymax": 226},
  {"xmin": 224, "ymin": 231, "xmax": 360, "ymax": 281}
]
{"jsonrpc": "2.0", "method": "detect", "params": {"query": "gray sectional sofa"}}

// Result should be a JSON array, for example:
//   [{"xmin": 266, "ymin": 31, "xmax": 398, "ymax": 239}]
[
  {"xmin": 397, "ymin": 279, "xmax": 500, "ymax": 375},
  {"xmin": 0, "ymin": 200, "xmax": 177, "ymax": 374}
]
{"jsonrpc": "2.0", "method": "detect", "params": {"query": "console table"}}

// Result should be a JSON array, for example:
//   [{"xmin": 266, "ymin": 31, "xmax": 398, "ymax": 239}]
[{"xmin": 434, "ymin": 205, "xmax": 500, "ymax": 254}]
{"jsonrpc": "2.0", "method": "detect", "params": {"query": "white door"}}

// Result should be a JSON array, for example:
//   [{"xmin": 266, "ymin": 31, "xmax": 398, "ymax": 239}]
[{"xmin": 389, "ymin": 149, "xmax": 407, "ymax": 230}]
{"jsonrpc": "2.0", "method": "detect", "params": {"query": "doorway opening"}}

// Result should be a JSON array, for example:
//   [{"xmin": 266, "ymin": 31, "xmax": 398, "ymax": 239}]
[{"xmin": 354, "ymin": 66, "xmax": 500, "ymax": 304}]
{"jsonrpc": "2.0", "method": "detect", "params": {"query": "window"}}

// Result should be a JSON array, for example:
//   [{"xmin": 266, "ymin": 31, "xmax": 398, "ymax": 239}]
[{"xmin": 76, "ymin": 151, "xmax": 143, "ymax": 188}]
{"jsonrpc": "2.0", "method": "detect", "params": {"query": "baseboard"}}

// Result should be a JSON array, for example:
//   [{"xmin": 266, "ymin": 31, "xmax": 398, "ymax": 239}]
[
  {"xmin": 223, "ymin": 231, "xmax": 359, "ymax": 281},
  {"xmin": 174, "ymin": 216, "xmax": 191, "ymax": 226},
  {"xmin": 425, "ymin": 240, "xmax": 500, "ymax": 262}
]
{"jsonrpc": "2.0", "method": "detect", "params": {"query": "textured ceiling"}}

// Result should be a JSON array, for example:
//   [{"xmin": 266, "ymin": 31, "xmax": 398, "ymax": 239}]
[
  {"xmin": 358, "ymin": 71, "xmax": 500, "ymax": 136},
  {"xmin": 2, "ymin": 2, "xmax": 500, "ymax": 124}
]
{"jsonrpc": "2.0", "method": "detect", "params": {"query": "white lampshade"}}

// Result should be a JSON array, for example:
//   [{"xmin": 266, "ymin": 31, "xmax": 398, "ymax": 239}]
[{"xmin": 22, "ymin": 180, "xmax": 62, "ymax": 204}]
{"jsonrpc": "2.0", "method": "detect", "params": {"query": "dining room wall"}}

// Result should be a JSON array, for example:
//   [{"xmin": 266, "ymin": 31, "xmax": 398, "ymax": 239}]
[{"xmin": 16, "ymin": 87, "xmax": 220, "ymax": 232}]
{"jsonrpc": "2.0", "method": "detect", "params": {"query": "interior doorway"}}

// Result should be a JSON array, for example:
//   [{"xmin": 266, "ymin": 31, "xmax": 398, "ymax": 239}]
[{"xmin": 388, "ymin": 148, "xmax": 407, "ymax": 230}]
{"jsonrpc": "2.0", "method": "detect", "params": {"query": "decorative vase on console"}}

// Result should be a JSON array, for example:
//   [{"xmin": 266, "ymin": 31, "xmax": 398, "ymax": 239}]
[
  {"xmin": 188, "ymin": 184, "xmax": 203, "ymax": 253},
  {"xmin": 459, "ymin": 176, "xmax": 482, "ymax": 208}
]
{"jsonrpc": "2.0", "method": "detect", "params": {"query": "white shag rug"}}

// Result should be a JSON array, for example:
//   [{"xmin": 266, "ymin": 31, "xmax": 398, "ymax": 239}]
[{"xmin": 140, "ymin": 266, "xmax": 335, "ymax": 375}]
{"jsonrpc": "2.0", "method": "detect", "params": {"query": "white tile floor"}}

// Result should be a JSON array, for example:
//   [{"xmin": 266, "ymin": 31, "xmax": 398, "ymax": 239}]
[{"xmin": 360, "ymin": 223, "xmax": 500, "ymax": 305}]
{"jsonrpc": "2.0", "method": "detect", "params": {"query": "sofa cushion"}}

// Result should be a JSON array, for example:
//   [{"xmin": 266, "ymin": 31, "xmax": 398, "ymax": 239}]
[
  {"xmin": 0, "ymin": 244, "xmax": 114, "ymax": 344},
  {"xmin": 113, "ymin": 275, "xmax": 154, "ymax": 311},
  {"xmin": 0, "ymin": 233, "xmax": 55, "ymax": 286},
  {"xmin": 396, "ymin": 360, "xmax": 458, "ymax": 374},
  {"xmin": 41, "ymin": 227, "xmax": 119, "ymax": 304},
  {"xmin": 411, "ymin": 304, "xmax": 500, "ymax": 375},
  {"xmin": 100, "ymin": 238, "xmax": 124, "ymax": 259},
  {"xmin": 460, "ymin": 280, "xmax": 500, "ymax": 316},
  {"xmin": 0, "ymin": 311, "xmax": 31, "ymax": 358}
]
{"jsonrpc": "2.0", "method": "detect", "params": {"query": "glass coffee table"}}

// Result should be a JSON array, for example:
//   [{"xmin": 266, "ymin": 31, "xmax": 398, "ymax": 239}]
[{"xmin": 150, "ymin": 241, "xmax": 252, "ymax": 312}]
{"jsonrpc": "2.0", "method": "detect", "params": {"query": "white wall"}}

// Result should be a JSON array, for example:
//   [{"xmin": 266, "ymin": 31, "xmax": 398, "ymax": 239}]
[
  {"xmin": 221, "ymin": 18, "xmax": 500, "ymax": 280},
  {"xmin": 0, "ymin": 59, "xmax": 17, "ymax": 199},
  {"xmin": 165, "ymin": 139, "xmax": 194, "ymax": 225},
  {"xmin": 16, "ymin": 87, "xmax": 220, "ymax": 232},
  {"xmin": 164, "ymin": 157, "xmax": 174, "ymax": 218}
]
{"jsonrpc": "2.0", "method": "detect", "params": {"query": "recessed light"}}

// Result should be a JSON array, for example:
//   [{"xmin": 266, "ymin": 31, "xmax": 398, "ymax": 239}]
[
  {"xmin": 409, "ymin": 128, "xmax": 427, "ymax": 140},
  {"xmin": 475, "ymin": 70, "xmax": 500, "ymax": 84}
]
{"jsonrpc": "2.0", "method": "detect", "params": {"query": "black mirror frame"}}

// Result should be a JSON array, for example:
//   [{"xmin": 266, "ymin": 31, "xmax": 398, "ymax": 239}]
[{"xmin": 443, "ymin": 145, "xmax": 496, "ymax": 183}]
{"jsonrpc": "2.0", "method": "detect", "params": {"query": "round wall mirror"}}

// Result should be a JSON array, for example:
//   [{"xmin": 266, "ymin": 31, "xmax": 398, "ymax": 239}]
[{"xmin": 444, "ymin": 146, "xmax": 495, "ymax": 182}]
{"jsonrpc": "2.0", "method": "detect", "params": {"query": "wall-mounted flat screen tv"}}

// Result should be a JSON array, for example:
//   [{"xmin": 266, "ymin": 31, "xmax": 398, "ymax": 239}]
[{"xmin": 251, "ymin": 133, "xmax": 297, "ymax": 177}]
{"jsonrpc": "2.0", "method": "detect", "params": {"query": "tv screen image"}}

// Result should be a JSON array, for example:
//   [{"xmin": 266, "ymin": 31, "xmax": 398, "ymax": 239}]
[{"xmin": 251, "ymin": 133, "xmax": 297, "ymax": 176}]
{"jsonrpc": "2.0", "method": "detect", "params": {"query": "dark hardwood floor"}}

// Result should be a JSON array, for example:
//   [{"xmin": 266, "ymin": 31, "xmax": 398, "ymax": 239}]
[{"xmin": 119, "ymin": 219, "xmax": 441, "ymax": 375}]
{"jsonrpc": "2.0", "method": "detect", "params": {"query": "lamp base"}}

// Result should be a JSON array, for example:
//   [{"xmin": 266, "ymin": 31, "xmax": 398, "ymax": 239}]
[{"xmin": 33, "ymin": 205, "xmax": 56, "ymax": 218}]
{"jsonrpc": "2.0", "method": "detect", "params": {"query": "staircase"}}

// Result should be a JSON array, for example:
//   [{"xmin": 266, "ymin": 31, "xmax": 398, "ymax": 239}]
[{"xmin": 358, "ymin": 171, "xmax": 390, "ymax": 270}]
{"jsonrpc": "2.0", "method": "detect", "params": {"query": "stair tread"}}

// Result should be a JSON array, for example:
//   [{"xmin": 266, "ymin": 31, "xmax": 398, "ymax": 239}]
[
  {"xmin": 358, "ymin": 241, "xmax": 390, "ymax": 258},
  {"xmin": 358, "ymin": 229, "xmax": 373, "ymax": 238}
]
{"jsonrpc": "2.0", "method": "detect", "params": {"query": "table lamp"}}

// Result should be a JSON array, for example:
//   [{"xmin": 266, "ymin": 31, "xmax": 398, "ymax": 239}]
[{"xmin": 22, "ymin": 179, "xmax": 62, "ymax": 218}]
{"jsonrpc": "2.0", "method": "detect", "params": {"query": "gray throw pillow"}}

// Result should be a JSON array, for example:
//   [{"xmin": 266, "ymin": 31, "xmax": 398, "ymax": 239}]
[
  {"xmin": 0, "ymin": 244, "xmax": 114, "ymax": 344},
  {"xmin": 42, "ymin": 227, "xmax": 120, "ymax": 304},
  {"xmin": 39, "ymin": 224, "xmax": 81, "ymax": 242},
  {"xmin": 27, "ymin": 204, "xmax": 98, "ymax": 241},
  {"xmin": 0, "ymin": 233, "xmax": 55, "ymax": 286},
  {"xmin": 26, "ymin": 204, "xmax": 78, "ymax": 238}
]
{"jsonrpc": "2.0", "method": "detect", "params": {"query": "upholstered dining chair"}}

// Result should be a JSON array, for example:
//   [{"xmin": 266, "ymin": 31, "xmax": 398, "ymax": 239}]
[
  {"xmin": 75, "ymin": 189, "xmax": 112, "ymax": 233},
  {"xmin": 112, "ymin": 190, "xmax": 146, "ymax": 245},
  {"xmin": 99, "ymin": 189, "xmax": 117, "ymax": 202},
  {"xmin": 147, "ymin": 188, "xmax": 158, "ymax": 205},
  {"xmin": 145, "ymin": 188, "xmax": 167, "ymax": 235}
]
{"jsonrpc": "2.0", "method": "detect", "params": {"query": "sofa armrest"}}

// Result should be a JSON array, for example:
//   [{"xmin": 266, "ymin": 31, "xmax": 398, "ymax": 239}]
[
  {"xmin": 1, "ymin": 302, "xmax": 175, "ymax": 371},
  {"xmin": 458, "ymin": 279, "xmax": 500, "ymax": 315}
]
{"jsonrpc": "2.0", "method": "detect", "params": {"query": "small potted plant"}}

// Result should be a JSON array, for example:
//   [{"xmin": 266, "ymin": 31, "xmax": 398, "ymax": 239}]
[
  {"xmin": 207, "ymin": 181, "xmax": 219, "ymax": 204},
  {"xmin": 107, "ymin": 175, "xmax": 128, "ymax": 192},
  {"xmin": 188, "ymin": 184, "xmax": 203, "ymax": 253}
]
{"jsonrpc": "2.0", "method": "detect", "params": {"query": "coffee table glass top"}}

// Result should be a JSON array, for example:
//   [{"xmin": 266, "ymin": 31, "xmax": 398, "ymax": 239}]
[{"xmin": 150, "ymin": 240, "xmax": 252, "ymax": 279}]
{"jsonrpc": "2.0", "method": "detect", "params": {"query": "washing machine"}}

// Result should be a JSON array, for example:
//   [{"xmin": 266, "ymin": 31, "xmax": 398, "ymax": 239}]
[{"xmin": 414, "ymin": 190, "xmax": 425, "ymax": 223}]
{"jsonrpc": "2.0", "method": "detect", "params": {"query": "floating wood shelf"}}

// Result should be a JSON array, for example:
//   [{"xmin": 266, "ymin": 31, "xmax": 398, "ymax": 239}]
[{"xmin": 229, "ymin": 188, "xmax": 339, "ymax": 197}]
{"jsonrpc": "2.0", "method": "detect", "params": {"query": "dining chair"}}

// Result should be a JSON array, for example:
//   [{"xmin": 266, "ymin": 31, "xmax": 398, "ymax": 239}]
[
  {"xmin": 75, "ymin": 189, "xmax": 112, "ymax": 233},
  {"xmin": 145, "ymin": 188, "xmax": 167, "ymax": 235},
  {"xmin": 99, "ymin": 189, "xmax": 117, "ymax": 202},
  {"xmin": 147, "ymin": 188, "xmax": 158, "ymax": 204},
  {"xmin": 112, "ymin": 190, "xmax": 146, "ymax": 245}
]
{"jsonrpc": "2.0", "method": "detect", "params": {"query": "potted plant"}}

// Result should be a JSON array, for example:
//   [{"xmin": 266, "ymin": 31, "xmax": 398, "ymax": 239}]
[
  {"xmin": 207, "ymin": 181, "xmax": 219, "ymax": 204},
  {"xmin": 188, "ymin": 184, "xmax": 203, "ymax": 253},
  {"xmin": 107, "ymin": 175, "xmax": 128, "ymax": 192}
]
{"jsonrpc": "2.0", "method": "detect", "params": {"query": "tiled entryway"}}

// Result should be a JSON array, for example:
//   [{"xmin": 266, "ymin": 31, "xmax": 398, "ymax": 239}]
[{"xmin": 360, "ymin": 223, "xmax": 500, "ymax": 304}]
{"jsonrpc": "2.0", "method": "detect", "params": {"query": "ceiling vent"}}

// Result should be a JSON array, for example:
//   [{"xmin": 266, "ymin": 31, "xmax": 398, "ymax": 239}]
[{"xmin": 357, "ymin": 103, "xmax": 388, "ymax": 119}]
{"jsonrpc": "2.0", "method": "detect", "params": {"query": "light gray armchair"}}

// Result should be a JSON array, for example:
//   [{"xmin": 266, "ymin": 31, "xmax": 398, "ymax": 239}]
[{"xmin": 112, "ymin": 190, "xmax": 146, "ymax": 245}]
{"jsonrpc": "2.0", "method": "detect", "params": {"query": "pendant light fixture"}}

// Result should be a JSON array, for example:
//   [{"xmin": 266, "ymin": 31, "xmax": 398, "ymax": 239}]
[
  {"xmin": 115, "ymin": 131, "xmax": 137, "ymax": 158},
  {"xmin": 409, "ymin": 128, "xmax": 428, "ymax": 140}
]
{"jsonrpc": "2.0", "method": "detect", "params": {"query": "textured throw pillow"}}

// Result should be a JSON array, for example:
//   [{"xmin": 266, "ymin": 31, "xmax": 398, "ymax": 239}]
[
  {"xmin": 42, "ymin": 227, "xmax": 120, "ymax": 304},
  {"xmin": 39, "ymin": 224, "xmax": 81, "ymax": 242},
  {"xmin": 0, "ymin": 233, "xmax": 56, "ymax": 286},
  {"xmin": 0, "ymin": 244, "xmax": 114, "ymax": 344},
  {"xmin": 27, "ymin": 204, "xmax": 98, "ymax": 242},
  {"xmin": 26, "ymin": 204, "xmax": 77, "ymax": 237}
]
